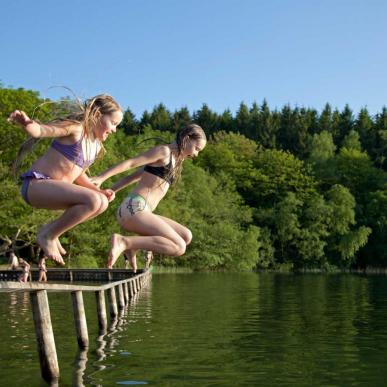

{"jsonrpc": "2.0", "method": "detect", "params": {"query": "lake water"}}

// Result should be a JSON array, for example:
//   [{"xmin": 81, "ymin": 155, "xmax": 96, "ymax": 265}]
[{"xmin": 1, "ymin": 272, "xmax": 387, "ymax": 386}]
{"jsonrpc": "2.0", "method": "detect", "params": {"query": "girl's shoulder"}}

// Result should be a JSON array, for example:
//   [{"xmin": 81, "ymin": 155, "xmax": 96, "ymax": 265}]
[
  {"xmin": 49, "ymin": 119, "xmax": 84, "ymax": 140},
  {"xmin": 151, "ymin": 144, "xmax": 172, "ymax": 158}
]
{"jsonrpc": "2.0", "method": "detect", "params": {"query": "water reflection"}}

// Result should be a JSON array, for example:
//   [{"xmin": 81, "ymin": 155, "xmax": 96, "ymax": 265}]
[
  {"xmin": 5, "ymin": 273, "xmax": 387, "ymax": 386},
  {"xmin": 72, "ymin": 348, "xmax": 88, "ymax": 387},
  {"xmin": 86, "ymin": 285, "xmax": 153, "ymax": 386}
]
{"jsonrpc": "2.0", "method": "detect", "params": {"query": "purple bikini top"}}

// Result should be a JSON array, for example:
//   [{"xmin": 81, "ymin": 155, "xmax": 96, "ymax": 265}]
[{"xmin": 51, "ymin": 135, "xmax": 97, "ymax": 168}]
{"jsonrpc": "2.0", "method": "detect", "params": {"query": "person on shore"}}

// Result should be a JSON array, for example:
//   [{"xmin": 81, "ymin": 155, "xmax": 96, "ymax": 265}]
[
  {"xmin": 144, "ymin": 250, "xmax": 153, "ymax": 270},
  {"xmin": 123, "ymin": 250, "xmax": 153, "ymax": 271},
  {"xmin": 38, "ymin": 257, "xmax": 48, "ymax": 282},
  {"xmin": 8, "ymin": 95, "xmax": 123, "ymax": 265},
  {"xmin": 92, "ymin": 124, "xmax": 206, "ymax": 268},
  {"xmin": 18, "ymin": 258, "xmax": 30, "ymax": 283},
  {"xmin": 8, "ymin": 251, "xmax": 19, "ymax": 270}
]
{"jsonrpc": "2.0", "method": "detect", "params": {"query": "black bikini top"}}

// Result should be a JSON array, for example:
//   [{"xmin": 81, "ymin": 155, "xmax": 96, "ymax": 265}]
[{"xmin": 144, "ymin": 153, "xmax": 175, "ymax": 184}]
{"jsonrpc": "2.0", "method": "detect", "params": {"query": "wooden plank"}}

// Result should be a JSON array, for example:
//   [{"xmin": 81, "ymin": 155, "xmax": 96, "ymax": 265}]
[
  {"xmin": 123, "ymin": 282, "xmax": 129, "ymax": 305},
  {"xmin": 107, "ymin": 287, "xmax": 118, "ymax": 318},
  {"xmin": 95, "ymin": 290, "xmax": 107, "ymax": 333},
  {"xmin": 71, "ymin": 291, "xmax": 89, "ymax": 348},
  {"xmin": 0, "ymin": 268, "xmax": 143, "ymax": 283},
  {"xmin": 30, "ymin": 290, "xmax": 59, "ymax": 382},
  {"xmin": 117, "ymin": 284, "xmax": 125, "ymax": 310},
  {"xmin": 128, "ymin": 280, "xmax": 134, "ymax": 298},
  {"xmin": 0, "ymin": 270, "xmax": 150, "ymax": 293}
]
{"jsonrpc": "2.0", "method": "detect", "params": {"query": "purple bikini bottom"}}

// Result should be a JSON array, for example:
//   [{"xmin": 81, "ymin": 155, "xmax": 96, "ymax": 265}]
[{"xmin": 20, "ymin": 170, "xmax": 51, "ymax": 205}]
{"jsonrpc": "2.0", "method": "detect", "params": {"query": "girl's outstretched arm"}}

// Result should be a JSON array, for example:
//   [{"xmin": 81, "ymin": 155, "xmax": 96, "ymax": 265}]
[
  {"xmin": 8, "ymin": 110, "xmax": 79, "ymax": 138},
  {"xmin": 111, "ymin": 168, "xmax": 144, "ymax": 193},
  {"xmin": 94, "ymin": 145, "xmax": 170, "ymax": 185}
]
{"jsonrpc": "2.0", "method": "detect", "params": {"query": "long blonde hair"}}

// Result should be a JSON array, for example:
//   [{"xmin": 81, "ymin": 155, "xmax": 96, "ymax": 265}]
[{"xmin": 13, "ymin": 94, "xmax": 122, "ymax": 178}]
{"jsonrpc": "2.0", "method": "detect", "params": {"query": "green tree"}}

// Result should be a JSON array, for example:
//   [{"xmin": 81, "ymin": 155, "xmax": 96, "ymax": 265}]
[
  {"xmin": 341, "ymin": 130, "xmax": 362, "ymax": 151},
  {"xmin": 120, "ymin": 107, "xmax": 138, "ymax": 135},
  {"xmin": 219, "ymin": 109, "xmax": 235, "ymax": 133},
  {"xmin": 172, "ymin": 107, "xmax": 191, "ymax": 132},
  {"xmin": 193, "ymin": 104, "xmax": 219, "ymax": 135},
  {"xmin": 150, "ymin": 103, "xmax": 172, "ymax": 131},
  {"xmin": 235, "ymin": 102, "xmax": 250, "ymax": 137}
]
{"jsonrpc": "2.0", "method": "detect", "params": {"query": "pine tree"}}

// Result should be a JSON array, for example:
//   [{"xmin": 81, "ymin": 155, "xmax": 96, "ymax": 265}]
[
  {"xmin": 235, "ymin": 102, "xmax": 250, "ymax": 137},
  {"xmin": 120, "ymin": 107, "xmax": 138, "ymax": 135},
  {"xmin": 150, "ymin": 103, "xmax": 172, "ymax": 131},
  {"xmin": 318, "ymin": 103, "xmax": 333, "ymax": 134},
  {"xmin": 172, "ymin": 107, "xmax": 191, "ymax": 133},
  {"xmin": 193, "ymin": 104, "xmax": 219, "ymax": 135}
]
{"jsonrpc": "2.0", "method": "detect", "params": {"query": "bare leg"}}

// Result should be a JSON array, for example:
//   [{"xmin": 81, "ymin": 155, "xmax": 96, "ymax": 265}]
[
  {"xmin": 108, "ymin": 211, "xmax": 186, "ymax": 268},
  {"xmin": 27, "ymin": 179, "xmax": 109, "ymax": 264},
  {"xmin": 157, "ymin": 215, "xmax": 193, "ymax": 245}
]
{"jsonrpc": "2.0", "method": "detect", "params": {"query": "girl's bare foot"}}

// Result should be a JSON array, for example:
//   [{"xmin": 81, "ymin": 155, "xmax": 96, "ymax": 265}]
[
  {"xmin": 37, "ymin": 230, "xmax": 65, "ymax": 265},
  {"xmin": 108, "ymin": 234, "xmax": 128, "ymax": 269},
  {"xmin": 56, "ymin": 238, "xmax": 67, "ymax": 255},
  {"xmin": 40, "ymin": 224, "xmax": 66, "ymax": 256},
  {"xmin": 124, "ymin": 249, "xmax": 137, "ymax": 273}
]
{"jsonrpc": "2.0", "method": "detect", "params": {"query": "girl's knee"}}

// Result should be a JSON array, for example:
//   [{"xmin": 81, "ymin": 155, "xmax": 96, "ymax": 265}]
[
  {"xmin": 85, "ymin": 192, "xmax": 107, "ymax": 214},
  {"xmin": 174, "ymin": 238, "xmax": 187, "ymax": 256},
  {"xmin": 184, "ymin": 228, "xmax": 193, "ymax": 245},
  {"xmin": 97, "ymin": 194, "xmax": 109, "ymax": 214}
]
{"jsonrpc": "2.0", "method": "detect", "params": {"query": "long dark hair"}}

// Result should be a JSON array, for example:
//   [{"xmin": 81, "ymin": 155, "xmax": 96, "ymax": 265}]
[{"xmin": 167, "ymin": 124, "xmax": 206, "ymax": 184}]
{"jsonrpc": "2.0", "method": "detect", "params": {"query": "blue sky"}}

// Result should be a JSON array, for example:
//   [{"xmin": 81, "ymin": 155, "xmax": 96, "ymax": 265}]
[{"xmin": 1, "ymin": 0, "xmax": 387, "ymax": 117}]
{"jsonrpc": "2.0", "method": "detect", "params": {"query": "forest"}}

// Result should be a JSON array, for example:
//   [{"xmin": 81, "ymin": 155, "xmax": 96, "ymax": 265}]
[{"xmin": 0, "ymin": 86, "xmax": 386, "ymax": 270}]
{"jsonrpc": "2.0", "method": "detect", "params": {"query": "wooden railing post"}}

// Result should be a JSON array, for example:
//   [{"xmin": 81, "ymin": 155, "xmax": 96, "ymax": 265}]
[
  {"xmin": 123, "ymin": 282, "xmax": 129, "ymax": 305},
  {"xmin": 117, "ymin": 284, "xmax": 125, "ymax": 309},
  {"xmin": 128, "ymin": 280, "xmax": 134, "ymax": 298},
  {"xmin": 95, "ymin": 290, "xmax": 107, "ymax": 333},
  {"xmin": 30, "ymin": 290, "xmax": 60, "ymax": 383},
  {"xmin": 71, "ymin": 291, "xmax": 89, "ymax": 348},
  {"xmin": 107, "ymin": 287, "xmax": 118, "ymax": 317}
]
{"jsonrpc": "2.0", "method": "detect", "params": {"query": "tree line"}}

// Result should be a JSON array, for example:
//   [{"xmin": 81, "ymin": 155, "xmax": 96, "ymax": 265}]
[{"xmin": 0, "ymin": 86, "xmax": 386, "ymax": 270}]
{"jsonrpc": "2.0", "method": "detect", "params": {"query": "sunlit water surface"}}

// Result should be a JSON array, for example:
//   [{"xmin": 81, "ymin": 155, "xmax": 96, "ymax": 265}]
[{"xmin": 1, "ymin": 272, "xmax": 387, "ymax": 386}]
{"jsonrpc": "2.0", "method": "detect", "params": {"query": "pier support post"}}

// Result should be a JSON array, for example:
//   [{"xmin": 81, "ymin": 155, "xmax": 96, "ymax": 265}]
[
  {"xmin": 128, "ymin": 280, "xmax": 134, "ymax": 298},
  {"xmin": 123, "ymin": 282, "xmax": 129, "ymax": 304},
  {"xmin": 117, "ymin": 284, "xmax": 125, "ymax": 309},
  {"xmin": 107, "ymin": 287, "xmax": 118, "ymax": 317},
  {"xmin": 30, "ymin": 290, "xmax": 60, "ymax": 383},
  {"xmin": 71, "ymin": 291, "xmax": 89, "ymax": 348},
  {"xmin": 95, "ymin": 290, "xmax": 107, "ymax": 333}
]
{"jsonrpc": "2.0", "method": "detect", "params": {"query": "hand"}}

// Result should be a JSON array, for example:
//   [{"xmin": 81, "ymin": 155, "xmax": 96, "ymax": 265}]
[
  {"xmin": 7, "ymin": 110, "xmax": 34, "ymax": 127},
  {"xmin": 90, "ymin": 176, "xmax": 103, "ymax": 188},
  {"xmin": 101, "ymin": 189, "xmax": 115, "ymax": 202}
]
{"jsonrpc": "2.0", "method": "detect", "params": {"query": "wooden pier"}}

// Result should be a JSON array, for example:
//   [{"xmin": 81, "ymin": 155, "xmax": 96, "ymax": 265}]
[{"xmin": 0, "ymin": 268, "xmax": 151, "ymax": 384}]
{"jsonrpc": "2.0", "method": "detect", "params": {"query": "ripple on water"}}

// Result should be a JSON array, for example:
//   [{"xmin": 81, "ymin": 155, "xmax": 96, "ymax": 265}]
[{"xmin": 3, "ymin": 273, "xmax": 387, "ymax": 386}]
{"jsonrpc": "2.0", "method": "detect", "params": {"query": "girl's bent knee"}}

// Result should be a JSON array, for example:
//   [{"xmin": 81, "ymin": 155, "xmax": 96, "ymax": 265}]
[
  {"xmin": 174, "ymin": 240, "xmax": 187, "ymax": 256},
  {"xmin": 85, "ymin": 192, "xmax": 105, "ymax": 214},
  {"xmin": 98, "ymin": 194, "xmax": 109, "ymax": 214},
  {"xmin": 185, "ymin": 229, "xmax": 193, "ymax": 245}
]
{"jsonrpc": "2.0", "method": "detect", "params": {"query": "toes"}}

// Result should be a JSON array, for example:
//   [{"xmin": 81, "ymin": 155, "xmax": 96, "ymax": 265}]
[{"xmin": 47, "ymin": 254, "xmax": 65, "ymax": 266}]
